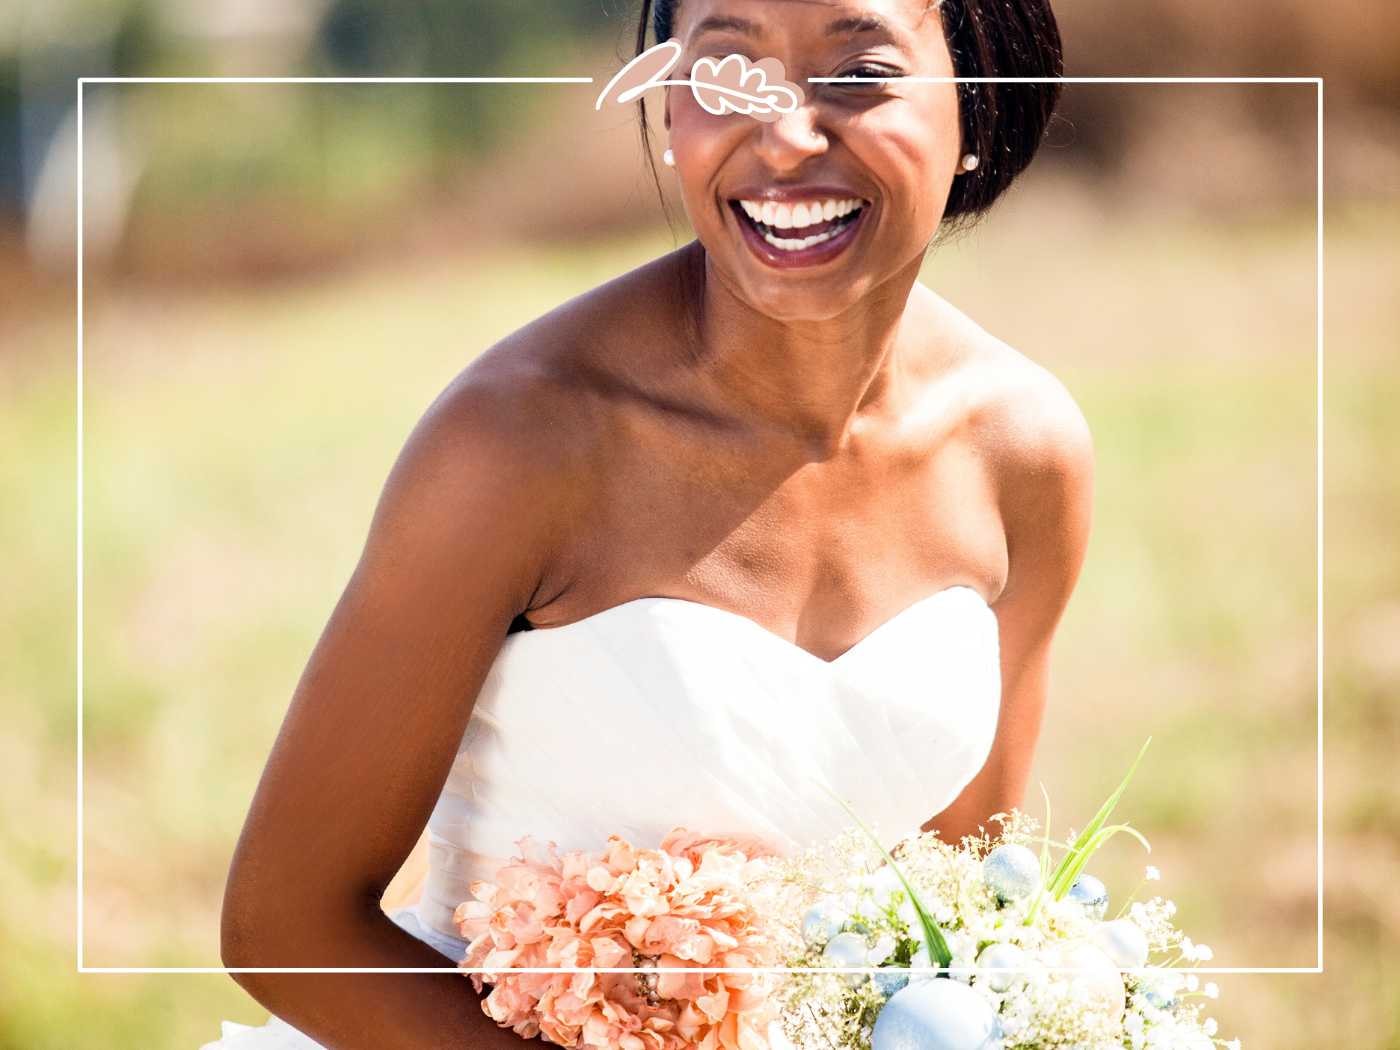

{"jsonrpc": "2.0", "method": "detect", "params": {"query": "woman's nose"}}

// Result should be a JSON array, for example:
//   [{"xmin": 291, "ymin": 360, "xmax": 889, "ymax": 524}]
[{"xmin": 750, "ymin": 105, "xmax": 829, "ymax": 170}]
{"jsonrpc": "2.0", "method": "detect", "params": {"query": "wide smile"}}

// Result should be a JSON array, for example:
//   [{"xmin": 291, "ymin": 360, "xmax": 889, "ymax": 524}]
[{"xmin": 726, "ymin": 196, "xmax": 871, "ymax": 270}]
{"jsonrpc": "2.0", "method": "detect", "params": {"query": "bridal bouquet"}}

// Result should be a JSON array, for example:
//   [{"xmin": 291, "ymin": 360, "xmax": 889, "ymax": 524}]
[
  {"xmin": 453, "ymin": 739, "xmax": 1241, "ymax": 1050},
  {"xmin": 765, "ymin": 739, "xmax": 1242, "ymax": 1050},
  {"xmin": 451, "ymin": 826, "xmax": 791, "ymax": 1050}
]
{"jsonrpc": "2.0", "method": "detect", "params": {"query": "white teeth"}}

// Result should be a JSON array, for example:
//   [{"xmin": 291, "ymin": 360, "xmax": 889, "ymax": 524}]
[
  {"xmin": 760, "ymin": 225, "xmax": 843, "ymax": 251},
  {"xmin": 732, "ymin": 195, "xmax": 867, "ymax": 253},
  {"xmin": 735, "ymin": 196, "xmax": 865, "ymax": 230}
]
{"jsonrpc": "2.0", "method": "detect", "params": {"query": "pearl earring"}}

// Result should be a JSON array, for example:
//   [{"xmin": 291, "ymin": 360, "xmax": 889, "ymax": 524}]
[
  {"xmin": 662, "ymin": 148, "xmax": 675, "ymax": 167},
  {"xmin": 960, "ymin": 153, "xmax": 979, "ymax": 172}
]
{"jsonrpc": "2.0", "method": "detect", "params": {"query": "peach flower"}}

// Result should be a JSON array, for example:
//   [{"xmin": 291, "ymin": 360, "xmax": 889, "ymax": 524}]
[{"xmin": 452, "ymin": 828, "xmax": 787, "ymax": 1050}]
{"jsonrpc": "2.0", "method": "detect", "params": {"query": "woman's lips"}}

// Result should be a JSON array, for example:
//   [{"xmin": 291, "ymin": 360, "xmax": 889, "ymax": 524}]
[{"xmin": 727, "ymin": 199, "xmax": 869, "ymax": 270}]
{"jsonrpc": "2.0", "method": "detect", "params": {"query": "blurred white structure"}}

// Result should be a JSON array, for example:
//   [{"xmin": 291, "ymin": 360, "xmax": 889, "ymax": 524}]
[{"xmin": 12, "ymin": 0, "xmax": 330, "ymax": 274}]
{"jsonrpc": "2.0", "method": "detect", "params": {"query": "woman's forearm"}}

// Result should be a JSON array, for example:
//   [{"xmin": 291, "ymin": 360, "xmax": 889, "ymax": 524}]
[{"xmin": 228, "ymin": 910, "xmax": 535, "ymax": 1050}]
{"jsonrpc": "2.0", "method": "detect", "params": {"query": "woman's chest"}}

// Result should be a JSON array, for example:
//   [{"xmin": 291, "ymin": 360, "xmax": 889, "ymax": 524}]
[{"xmin": 547, "ymin": 418, "xmax": 1007, "ymax": 643}]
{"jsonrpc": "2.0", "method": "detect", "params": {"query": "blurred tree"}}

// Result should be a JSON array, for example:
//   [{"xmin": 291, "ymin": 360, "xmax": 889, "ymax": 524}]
[
  {"xmin": 310, "ymin": 0, "xmax": 617, "ymax": 177},
  {"xmin": 1, "ymin": 56, "xmax": 20, "ymax": 214}
]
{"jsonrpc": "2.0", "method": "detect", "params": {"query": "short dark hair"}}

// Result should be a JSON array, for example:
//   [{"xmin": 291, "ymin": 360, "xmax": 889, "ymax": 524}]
[{"xmin": 634, "ymin": 0, "xmax": 1063, "ymax": 234}]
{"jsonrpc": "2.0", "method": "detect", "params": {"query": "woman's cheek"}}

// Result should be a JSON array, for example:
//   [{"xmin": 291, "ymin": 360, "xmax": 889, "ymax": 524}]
[
  {"xmin": 877, "ymin": 123, "xmax": 959, "ymax": 230},
  {"xmin": 670, "ymin": 115, "xmax": 742, "ymax": 209}
]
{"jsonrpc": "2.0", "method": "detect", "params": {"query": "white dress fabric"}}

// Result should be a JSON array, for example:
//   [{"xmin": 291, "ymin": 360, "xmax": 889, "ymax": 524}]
[{"xmin": 200, "ymin": 584, "xmax": 1001, "ymax": 1048}]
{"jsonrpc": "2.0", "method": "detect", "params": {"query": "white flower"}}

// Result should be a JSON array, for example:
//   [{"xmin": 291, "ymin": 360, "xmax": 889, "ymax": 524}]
[
  {"xmin": 909, "ymin": 943, "xmax": 933, "ymax": 977},
  {"xmin": 1145, "ymin": 865, "xmax": 1161, "ymax": 881},
  {"xmin": 1150, "ymin": 967, "xmax": 1186, "ymax": 994},
  {"xmin": 948, "ymin": 959, "xmax": 977, "ymax": 983},
  {"xmin": 1185, "ymin": 973, "xmax": 1199, "ymax": 991},
  {"xmin": 1225, "ymin": 1040, "xmax": 1242, "ymax": 1050},
  {"xmin": 867, "ymin": 932, "xmax": 897, "ymax": 965},
  {"xmin": 857, "ymin": 864, "xmax": 904, "ymax": 904},
  {"xmin": 1145, "ymin": 1026, "xmax": 1175, "ymax": 1048},
  {"xmin": 1204, "ymin": 981, "xmax": 1219, "ymax": 999},
  {"xmin": 1204, "ymin": 1017, "xmax": 1218, "ymax": 1036},
  {"xmin": 1195, "ymin": 943, "xmax": 1213, "ymax": 961}
]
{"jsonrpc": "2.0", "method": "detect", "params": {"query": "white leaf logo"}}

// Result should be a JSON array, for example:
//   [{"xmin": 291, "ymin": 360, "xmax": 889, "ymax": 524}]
[
  {"xmin": 690, "ymin": 53, "xmax": 804, "ymax": 122},
  {"xmin": 595, "ymin": 38, "xmax": 806, "ymax": 124}
]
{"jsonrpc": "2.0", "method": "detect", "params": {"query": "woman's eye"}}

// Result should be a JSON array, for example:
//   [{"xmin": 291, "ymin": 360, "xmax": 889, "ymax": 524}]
[{"xmin": 831, "ymin": 66, "xmax": 904, "ymax": 91}]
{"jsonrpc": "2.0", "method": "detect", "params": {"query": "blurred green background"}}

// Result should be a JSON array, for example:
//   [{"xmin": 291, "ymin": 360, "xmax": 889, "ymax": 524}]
[{"xmin": 2, "ymin": 0, "xmax": 1397, "ymax": 1047}]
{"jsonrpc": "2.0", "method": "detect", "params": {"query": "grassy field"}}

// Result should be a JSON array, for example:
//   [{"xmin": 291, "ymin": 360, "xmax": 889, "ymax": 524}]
[{"xmin": 3, "ymin": 188, "xmax": 1396, "ymax": 1047}]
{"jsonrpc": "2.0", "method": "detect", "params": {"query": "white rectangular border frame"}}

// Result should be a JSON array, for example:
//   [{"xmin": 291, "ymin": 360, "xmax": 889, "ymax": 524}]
[{"xmin": 73, "ymin": 74, "xmax": 1321, "ymax": 980}]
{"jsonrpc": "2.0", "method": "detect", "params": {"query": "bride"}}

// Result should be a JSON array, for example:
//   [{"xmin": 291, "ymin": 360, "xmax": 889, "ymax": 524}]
[{"xmin": 205, "ymin": 0, "xmax": 1082, "ymax": 1046}]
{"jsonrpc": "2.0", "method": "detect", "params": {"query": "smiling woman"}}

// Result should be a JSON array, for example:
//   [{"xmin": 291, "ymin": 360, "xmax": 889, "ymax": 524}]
[
  {"xmin": 637, "ymin": 0, "xmax": 1063, "ymax": 240},
  {"xmin": 204, "ymin": 1, "xmax": 1093, "ymax": 1047}
]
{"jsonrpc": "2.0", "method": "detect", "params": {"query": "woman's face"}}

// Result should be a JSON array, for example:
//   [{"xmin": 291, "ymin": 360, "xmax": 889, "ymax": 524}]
[{"xmin": 665, "ymin": 0, "xmax": 962, "ymax": 320}]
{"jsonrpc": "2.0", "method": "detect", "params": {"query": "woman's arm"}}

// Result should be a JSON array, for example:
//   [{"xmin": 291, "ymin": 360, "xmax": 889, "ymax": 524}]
[
  {"xmin": 220, "ymin": 367, "xmax": 580, "ymax": 1049},
  {"xmin": 922, "ymin": 368, "xmax": 1095, "ymax": 846}
]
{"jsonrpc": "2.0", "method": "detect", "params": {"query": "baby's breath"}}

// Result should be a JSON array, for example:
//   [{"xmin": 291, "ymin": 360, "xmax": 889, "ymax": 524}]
[{"xmin": 764, "ymin": 807, "xmax": 1240, "ymax": 1049}]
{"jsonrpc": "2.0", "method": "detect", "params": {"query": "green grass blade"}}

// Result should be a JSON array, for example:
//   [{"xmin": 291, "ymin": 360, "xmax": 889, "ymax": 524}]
[{"xmin": 1023, "ymin": 782, "xmax": 1054, "ymax": 925}]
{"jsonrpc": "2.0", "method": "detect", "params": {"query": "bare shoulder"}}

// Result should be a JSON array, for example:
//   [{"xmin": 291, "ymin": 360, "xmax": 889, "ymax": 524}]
[
  {"xmin": 949, "ymin": 324, "xmax": 1094, "ymax": 482},
  {"xmin": 372, "ymin": 249, "xmax": 688, "ymax": 608},
  {"xmin": 371, "ymin": 344, "xmax": 593, "ymax": 614},
  {"xmin": 412, "ymin": 239, "xmax": 690, "ymax": 454},
  {"xmin": 938, "ymin": 304, "xmax": 1095, "ymax": 607},
  {"xmin": 440, "ymin": 243, "xmax": 688, "ymax": 422},
  {"xmin": 351, "ymin": 367, "xmax": 567, "ymax": 623},
  {"xmin": 423, "ymin": 245, "xmax": 690, "ymax": 454}
]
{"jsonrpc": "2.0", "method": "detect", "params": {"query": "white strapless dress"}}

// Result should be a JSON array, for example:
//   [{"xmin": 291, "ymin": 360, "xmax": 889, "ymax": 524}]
[{"xmin": 200, "ymin": 585, "xmax": 1001, "ymax": 1048}]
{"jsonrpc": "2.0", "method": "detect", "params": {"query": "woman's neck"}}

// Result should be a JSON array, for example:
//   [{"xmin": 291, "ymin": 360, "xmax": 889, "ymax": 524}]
[{"xmin": 676, "ymin": 240, "xmax": 933, "ymax": 455}]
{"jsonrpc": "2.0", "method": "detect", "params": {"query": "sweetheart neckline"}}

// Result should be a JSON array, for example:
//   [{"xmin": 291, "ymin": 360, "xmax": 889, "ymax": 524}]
[{"xmin": 508, "ymin": 584, "xmax": 994, "ymax": 668}]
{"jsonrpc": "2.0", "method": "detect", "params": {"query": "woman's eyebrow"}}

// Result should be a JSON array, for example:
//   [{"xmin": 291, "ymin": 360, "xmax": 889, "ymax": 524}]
[
  {"xmin": 691, "ymin": 14, "xmax": 764, "ymax": 39},
  {"xmin": 825, "ymin": 13, "xmax": 899, "ymax": 39}
]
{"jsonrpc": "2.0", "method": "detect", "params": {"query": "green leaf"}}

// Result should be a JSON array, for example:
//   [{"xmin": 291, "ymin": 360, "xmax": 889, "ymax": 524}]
[
  {"xmin": 1046, "ymin": 737, "xmax": 1153, "ymax": 900},
  {"xmin": 815, "ymin": 780, "xmax": 953, "ymax": 969},
  {"xmin": 1053, "ymin": 823, "xmax": 1152, "ymax": 900}
]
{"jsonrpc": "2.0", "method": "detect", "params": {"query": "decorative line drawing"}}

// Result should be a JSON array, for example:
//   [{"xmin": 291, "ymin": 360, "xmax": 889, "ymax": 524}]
[{"xmin": 595, "ymin": 38, "xmax": 805, "ymax": 123}]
